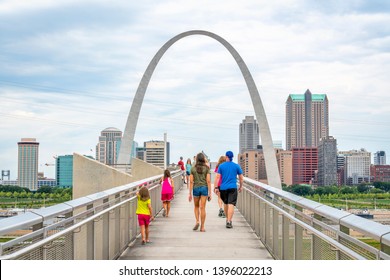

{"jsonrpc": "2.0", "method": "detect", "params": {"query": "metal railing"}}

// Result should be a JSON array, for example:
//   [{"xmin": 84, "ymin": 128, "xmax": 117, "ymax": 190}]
[
  {"xmin": 1, "ymin": 172, "xmax": 390, "ymax": 260},
  {"xmin": 237, "ymin": 178, "xmax": 390, "ymax": 260},
  {"xmin": 0, "ymin": 170, "xmax": 182, "ymax": 260}
]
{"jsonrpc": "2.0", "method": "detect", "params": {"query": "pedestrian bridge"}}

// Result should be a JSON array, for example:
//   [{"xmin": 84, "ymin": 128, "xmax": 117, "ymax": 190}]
[{"xmin": 0, "ymin": 170, "xmax": 390, "ymax": 260}]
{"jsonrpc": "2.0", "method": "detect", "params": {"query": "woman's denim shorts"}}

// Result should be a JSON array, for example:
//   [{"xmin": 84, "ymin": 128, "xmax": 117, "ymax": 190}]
[{"xmin": 193, "ymin": 186, "xmax": 208, "ymax": 197}]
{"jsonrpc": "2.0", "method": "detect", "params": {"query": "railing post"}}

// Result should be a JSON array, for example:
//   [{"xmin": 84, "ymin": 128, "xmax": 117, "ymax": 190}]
[
  {"xmin": 93, "ymin": 215, "xmax": 104, "ymax": 260},
  {"xmin": 254, "ymin": 196, "xmax": 260, "ymax": 237},
  {"xmin": 129, "ymin": 199, "xmax": 137, "ymax": 241},
  {"xmin": 119, "ymin": 202, "xmax": 129, "ymax": 254},
  {"xmin": 335, "ymin": 223, "xmax": 350, "ymax": 260},
  {"xmin": 282, "ymin": 215, "xmax": 290, "ymax": 259},
  {"xmin": 242, "ymin": 189, "xmax": 246, "ymax": 219},
  {"xmin": 260, "ymin": 199, "xmax": 266, "ymax": 240},
  {"xmin": 273, "ymin": 209, "xmax": 279, "ymax": 257},
  {"xmin": 294, "ymin": 224, "xmax": 303, "ymax": 259},
  {"xmin": 265, "ymin": 204, "xmax": 271, "ymax": 249},
  {"xmin": 250, "ymin": 193, "xmax": 255, "ymax": 228}
]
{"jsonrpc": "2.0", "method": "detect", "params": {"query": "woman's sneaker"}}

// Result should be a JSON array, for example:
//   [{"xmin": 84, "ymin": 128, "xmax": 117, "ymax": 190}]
[{"xmin": 226, "ymin": 221, "xmax": 233, "ymax": 228}]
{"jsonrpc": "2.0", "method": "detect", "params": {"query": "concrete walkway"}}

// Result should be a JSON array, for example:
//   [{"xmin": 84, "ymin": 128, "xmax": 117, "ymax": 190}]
[{"xmin": 118, "ymin": 185, "xmax": 274, "ymax": 260}]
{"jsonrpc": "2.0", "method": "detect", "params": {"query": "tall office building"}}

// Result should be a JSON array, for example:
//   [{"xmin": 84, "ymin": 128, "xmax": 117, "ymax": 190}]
[
  {"xmin": 338, "ymin": 149, "xmax": 371, "ymax": 185},
  {"xmin": 286, "ymin": 89, "xmax": 329, "ymax": 150},
  {"xmin": 18, "ymin": 138, "xmax": 39, "ymax": 191},
  {"xmin": 317, "ymin": 136, "xmax": 337, "ymax": 186},
  {"xmin": 96, "ymin": 127, "xmax": 122, "ymax": 165},
  {"xmin": 144, "ymin": 140, "xmax": 170, "ymax": 169},
  {"xmin": 374, "ymin": 151, "xmax": 386, "ymax": 165},
  {"xmin": 239, "ymin": 116, "xmax": 259, "ymax": 154},
  {"xmin": 56, "ymin": 155, "xmax": 73, "ymax": 187}
]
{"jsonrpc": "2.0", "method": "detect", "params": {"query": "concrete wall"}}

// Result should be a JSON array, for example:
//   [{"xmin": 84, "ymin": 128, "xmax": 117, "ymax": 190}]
[
  {"xmin": 72, "ymin": 153, "xmax": 164, "ymax": 199},
  {"xmin": 73, "ymin": 153, "xmax": 134, "ymax": 199},
  {"xmin": 130, "ymin": 157, "xmax": 163, "ymax": 181}
]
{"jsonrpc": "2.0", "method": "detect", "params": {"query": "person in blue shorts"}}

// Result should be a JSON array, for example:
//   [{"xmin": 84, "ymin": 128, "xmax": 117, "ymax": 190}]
[
  {"xmin": 213, "ymin": 150, "xmax": 243, "ymax": 229},
  {"xmin": 188, "ymin": 152, "xmax": 211, "ymax": 232}
]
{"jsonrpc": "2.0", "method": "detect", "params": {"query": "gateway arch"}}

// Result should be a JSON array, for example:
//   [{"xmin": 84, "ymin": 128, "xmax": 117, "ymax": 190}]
[{"xmin": 118, "ymin": 30, "xmax": 282, "ymax": 189}]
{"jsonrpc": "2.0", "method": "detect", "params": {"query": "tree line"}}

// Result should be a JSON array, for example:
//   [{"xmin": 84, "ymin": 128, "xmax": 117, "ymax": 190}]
[
  {"xmin": 0, "ymin": 185, "xmax": 72, "ymax": 208},
  {"xmin": 283, "ymin": 182, "xmax": 390, "ymax": 197}
]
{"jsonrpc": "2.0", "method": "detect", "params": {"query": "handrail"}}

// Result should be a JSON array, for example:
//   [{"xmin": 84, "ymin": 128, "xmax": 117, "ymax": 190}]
[
  {"xmin": 1, "ymin": 171, "xmax": 389, "ymax": 260},
  {"xmin": 241, "ymin": 177, "xmax": 390, "ymax": 259},
  {"xmin": 0, "ymin": 183, "xmax": 159, "ymax": 260},
  {"xmin": 243, "ymin": 177, "xmax": 390, "ymax": 237},
  {"xmin": 0, "ymin": 170, "xmax": 182, "ymax": 259},
  {"xmin": 244, "ymin": 186, "xmax": 365, "ymax": 259}
]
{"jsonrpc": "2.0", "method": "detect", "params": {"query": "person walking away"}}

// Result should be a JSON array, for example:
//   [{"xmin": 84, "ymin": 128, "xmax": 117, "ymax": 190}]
[
  {"xmin": 185, "ymin": 158, "xmax": 192, "ymax": 189},
  {"xmin": 188, "ymin": 152, "xmax": 211, "ymax": 232},
  {"xmin": 213, "ymin": 151, "xmax": 243, "ymax": 229},
  {"xmin": 160, "ymin": 169, "xmax": 174, "ymax": 217},
  {"xmin": 214, "ymin": 155, "xmax": 226, "ymax": 218},
  {"xmin": 136, "ymin": 186, "xmax": 153, "ymax": 244},
  {"xmin": 178, "ymin": 156, "xmax": 186, "ymax": 183}
]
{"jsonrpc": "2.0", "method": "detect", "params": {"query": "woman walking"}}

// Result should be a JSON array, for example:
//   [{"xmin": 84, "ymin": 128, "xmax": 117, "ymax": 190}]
[
  {"xmin": 188, "ymin": 152, "xmax": 211, "ymax": 232},
  {"xmin": 214, "ymin": 155, "xmax": 226, "ymax": 218},
  {"xmin": 185, "ymin": 158, "xmax": 192, "ymax": 188}
]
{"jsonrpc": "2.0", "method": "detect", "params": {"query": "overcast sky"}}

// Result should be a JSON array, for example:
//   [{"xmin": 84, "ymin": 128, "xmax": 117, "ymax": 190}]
[{"xmin": 1, "ymin": 0, "xmax": 390, "ymax": 180}]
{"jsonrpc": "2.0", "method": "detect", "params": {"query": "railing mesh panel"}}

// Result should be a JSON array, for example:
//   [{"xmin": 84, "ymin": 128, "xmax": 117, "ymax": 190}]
[
  {"xmin": 339, "ymin": 237, "xmax": 377, "ymax": 260},
  {"xmin": 2, "ymin": 235, "xmax": 43, "ymax": 256},
  {"xmin": 315, "ymin": 237, "xmax": 337, "ymax": 260},
  {"xmin": 285, "ymin": 220, "xmax": 295, "ymax": 260},
  {"xmin": 16, "ymin": 246, "xmax": 43, "ymax": 260},
  {"xmin": 300, "ymin": 227, "xmax": 312, "ymax": 260},
  {"xmin": 45, "ymin": 233, "xmax": 73, "ymax": 260}
]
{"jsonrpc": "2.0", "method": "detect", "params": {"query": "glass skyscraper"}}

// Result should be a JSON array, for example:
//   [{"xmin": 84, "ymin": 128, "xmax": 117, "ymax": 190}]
[{"xmin": 56, "ymin": 155, "xmax": 73, "ymax": 187}]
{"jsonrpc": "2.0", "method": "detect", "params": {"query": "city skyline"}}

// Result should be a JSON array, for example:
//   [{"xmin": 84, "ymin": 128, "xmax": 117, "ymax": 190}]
[{"xmin": 1, "ymin": 1, "xmax": 390, "ymax": 179}]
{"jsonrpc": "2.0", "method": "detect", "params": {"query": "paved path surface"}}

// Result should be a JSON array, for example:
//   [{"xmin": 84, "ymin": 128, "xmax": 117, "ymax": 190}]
[{"xmin": 118, "ymin": 185, "xmax": 274, "ymax": 260}]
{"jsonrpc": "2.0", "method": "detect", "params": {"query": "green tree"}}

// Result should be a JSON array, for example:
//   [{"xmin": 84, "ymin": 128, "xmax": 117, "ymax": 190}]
[
  {"xmin": 290, "ymin": 185, "xmax": 313, "ymax": 196},
  {"xmin": 357, "ymin": 184, "xmax": 369, "ymax": 193},
  {"xmin": 340, "ymin": 186, "xmax": 357, "ymax": 194},
  {"xmin": 37, "ymin": 186, "xmax": 53, "ymax": 194},
  {"xmin": 373, "ymin": 182, "xmax": 390, "ymax": 192}
]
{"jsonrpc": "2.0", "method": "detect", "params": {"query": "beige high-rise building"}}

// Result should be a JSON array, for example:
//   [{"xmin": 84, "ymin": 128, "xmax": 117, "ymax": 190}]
[
  {"xmin": 239, "ymin": 116, "xmax": 259, "ymax": 154},
  {"xmin": 238, "ymin": 149, "xmax": 267, "ymax": 184},
  {"xmin": 286, "ymin": 89, "xmax": 329, "ymax": 150},
  {"xmin": 144, "ymin": 140, "xmax": 170, "ymax": 169},
  {"xmin": 239, "ymin": 148, "xmax": 293, "ymax": 186},
  {"xmin": 276, "ymin": 149, "xmax": 293, "ymax": 186},
  {"xmin": 18, "ymin": 138, "xmax": 39, "ymax": 191},
  {"xmin": 96, "ymin": 127, "xmax": 122, "ymax": 165},
  {"xmin": 338, "ymin": 149, "xmax": 371, "ymax": 185}
]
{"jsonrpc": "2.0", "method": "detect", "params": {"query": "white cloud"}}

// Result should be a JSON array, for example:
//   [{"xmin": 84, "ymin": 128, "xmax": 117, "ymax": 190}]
[{"xmin": 1, "ymin": 0, "xmax": 390, "ymax": 179}]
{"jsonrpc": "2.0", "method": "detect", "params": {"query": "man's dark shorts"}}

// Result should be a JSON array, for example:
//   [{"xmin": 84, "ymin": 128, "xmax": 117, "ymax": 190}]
[{"xmin": 220, "ymin": 188, "xmax": 238, "ymax": 206}]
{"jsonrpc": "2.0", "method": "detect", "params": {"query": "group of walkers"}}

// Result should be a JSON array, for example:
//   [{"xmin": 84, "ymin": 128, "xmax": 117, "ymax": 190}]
[{"xmin": 135, "ymin": 150, "xmax": 243, "ymax": 244}]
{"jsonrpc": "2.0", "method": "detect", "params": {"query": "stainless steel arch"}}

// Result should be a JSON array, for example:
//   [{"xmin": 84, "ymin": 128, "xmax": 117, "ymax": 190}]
[{"xmin": 118, "ymin": 30, "xmax": 282, "ymax": 189}]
